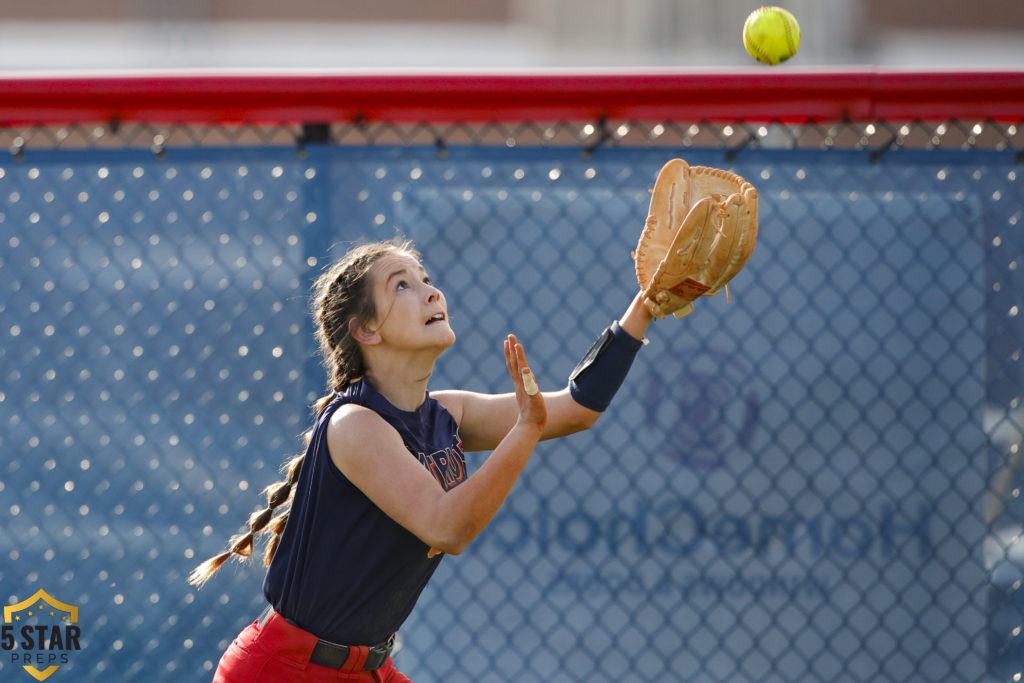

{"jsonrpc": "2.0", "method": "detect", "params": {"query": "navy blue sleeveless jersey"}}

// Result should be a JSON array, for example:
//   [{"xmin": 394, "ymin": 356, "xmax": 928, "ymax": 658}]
[{"xmin": 263, "ymin": 378, "xmax": 467, "ymax": 645}]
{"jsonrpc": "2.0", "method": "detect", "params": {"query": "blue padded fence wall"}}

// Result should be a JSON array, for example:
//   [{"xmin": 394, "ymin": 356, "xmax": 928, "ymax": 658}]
[{"xmin": 1, "ymin": 142, "xmax": 1023, "ymax": 682}]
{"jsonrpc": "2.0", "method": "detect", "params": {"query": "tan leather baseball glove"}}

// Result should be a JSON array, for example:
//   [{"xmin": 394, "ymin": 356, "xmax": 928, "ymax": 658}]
[{"xmin": 633, "ymin": 158, "xmax": 759, "ymax": 318}]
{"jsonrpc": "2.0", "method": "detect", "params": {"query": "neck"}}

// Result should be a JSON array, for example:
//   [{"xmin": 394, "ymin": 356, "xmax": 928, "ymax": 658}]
[{"xmin": 362, "ymin": 348, "xmax": 439, "ymax": 411}]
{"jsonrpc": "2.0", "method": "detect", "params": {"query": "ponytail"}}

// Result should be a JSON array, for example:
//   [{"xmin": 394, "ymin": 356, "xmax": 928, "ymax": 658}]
[{"xmin": 188, "ymin": 238, "xmax": 418, "ymax": 589}]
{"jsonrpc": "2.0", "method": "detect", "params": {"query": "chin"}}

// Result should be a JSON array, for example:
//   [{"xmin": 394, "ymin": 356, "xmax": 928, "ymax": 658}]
[
  {"xmin": 436, "ymin": 325, "xmax": 456, "ymax": 350},
  {"xmin": 438, "ymin": 328, "xmax": 456, "ymax": 350},
  {"xmin": 422, "ymin": 322, "xmax": 456, "ymax": 351}
]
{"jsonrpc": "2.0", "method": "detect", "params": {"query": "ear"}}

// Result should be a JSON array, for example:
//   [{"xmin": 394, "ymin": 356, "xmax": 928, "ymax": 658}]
[{"xmin": 348, "ymin": 317, "xmax": 381, "ymax": 345}]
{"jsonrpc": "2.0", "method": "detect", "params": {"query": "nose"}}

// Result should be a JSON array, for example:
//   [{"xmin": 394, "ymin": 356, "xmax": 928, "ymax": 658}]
[{"xmin": 425, "ymin": 283, "xmax": 441, "ymax": 304}]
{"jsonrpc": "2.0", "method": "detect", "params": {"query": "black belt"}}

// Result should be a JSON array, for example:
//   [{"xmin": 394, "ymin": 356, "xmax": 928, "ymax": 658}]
[{"xmin": 258, "ymin": 605, "xmax": 394, "ymax": 671}]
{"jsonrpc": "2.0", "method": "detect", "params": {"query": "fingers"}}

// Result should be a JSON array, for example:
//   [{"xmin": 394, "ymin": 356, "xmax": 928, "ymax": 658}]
[
  {"xmin": 504, "ymin": 337, "xmax": 513, "ymax": 374},
  {"xmin": 504, "ymin": 334, "xmax": 520, "ymax": 380},
  {"xmin": 504, "ymin": 335, "xmax": 521, "ymax": 383},
  {"xmin": 504, "ymin": 334, "xmax": 538, "ymax": 395}
]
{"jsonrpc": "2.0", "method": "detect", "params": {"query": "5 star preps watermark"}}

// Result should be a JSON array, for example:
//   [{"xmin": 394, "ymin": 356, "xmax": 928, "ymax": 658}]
[{"xmin": 3, "ymin": 589, "xmax": 81, "ymax": 681}]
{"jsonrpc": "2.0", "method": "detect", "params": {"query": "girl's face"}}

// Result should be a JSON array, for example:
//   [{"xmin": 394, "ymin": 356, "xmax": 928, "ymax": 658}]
[{"xmin": 364, "ymin": 252, "xmax": 455, "ymax": 352}]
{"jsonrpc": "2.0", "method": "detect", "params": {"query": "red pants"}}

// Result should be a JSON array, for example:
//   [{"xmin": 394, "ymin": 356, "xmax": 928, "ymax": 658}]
[{"xmin": 213, "ymin": 611, "xmax": 412, "ymax": 682}]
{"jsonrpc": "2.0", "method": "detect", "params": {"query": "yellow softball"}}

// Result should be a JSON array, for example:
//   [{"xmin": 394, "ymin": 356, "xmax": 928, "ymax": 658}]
[{"xmin": 743, "ymin": 6, "xmax": 800, "ymax": 65}]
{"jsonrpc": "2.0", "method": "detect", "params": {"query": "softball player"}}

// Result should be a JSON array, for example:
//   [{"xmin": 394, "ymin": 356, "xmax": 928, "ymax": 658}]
[{"xmin": 189, "ymin": 238, "xmax": 652, "ymax": 681}]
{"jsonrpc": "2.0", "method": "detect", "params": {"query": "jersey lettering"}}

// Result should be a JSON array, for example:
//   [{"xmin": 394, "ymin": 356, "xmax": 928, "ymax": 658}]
[{"xmin": 416, "ymin": 432, "xmax": 466, "ymax": 491}]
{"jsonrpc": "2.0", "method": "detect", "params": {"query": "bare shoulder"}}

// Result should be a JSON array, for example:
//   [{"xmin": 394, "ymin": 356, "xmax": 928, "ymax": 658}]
[
  {"xmin": 430, "ymin": 390, "xmax": 466, "ymax": 424},
  {"xmin": 431, "ymin": 389, "xmax": 518, "ymax": 452},
  {"xmin": 326, "ymin": 403, "xmax": 405, "ymax": 472},
  {"xmin": 328, "ymin": 401, "xmax": 381, "ymax": 430}
]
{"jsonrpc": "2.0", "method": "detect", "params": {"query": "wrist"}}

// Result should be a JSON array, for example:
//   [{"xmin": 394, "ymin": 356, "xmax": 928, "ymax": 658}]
[
  {"xmin": 619, "ymin": 292, "xmax": 654, "ymax": 340},
  {"xmin": 511, "ymin": 419, "xmax": 545, "ymax": 439}
]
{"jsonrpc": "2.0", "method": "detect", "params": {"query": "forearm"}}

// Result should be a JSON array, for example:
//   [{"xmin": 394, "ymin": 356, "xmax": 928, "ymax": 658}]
[
  {"xmin": 434, "ymin": 421, "xmax": 542, "ymax": 553},
  {"xmin": 567, "ymin": 296, "xmax": 649, "ymax": 414}
]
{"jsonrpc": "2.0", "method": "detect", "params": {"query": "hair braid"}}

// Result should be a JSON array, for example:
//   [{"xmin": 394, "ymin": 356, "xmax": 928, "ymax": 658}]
[
  {"xmin": 187, "ymin": 447, "xmax": 304, "ymax": 588},
  {"xmin": 188, "ymin": 238, "xmax": 419, "ymax": 589}
]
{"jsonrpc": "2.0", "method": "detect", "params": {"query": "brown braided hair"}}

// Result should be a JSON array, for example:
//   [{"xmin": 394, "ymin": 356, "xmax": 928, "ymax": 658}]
[{"xmin": 187, "ymin": 238, "xmax": 420, "ymax": 588}]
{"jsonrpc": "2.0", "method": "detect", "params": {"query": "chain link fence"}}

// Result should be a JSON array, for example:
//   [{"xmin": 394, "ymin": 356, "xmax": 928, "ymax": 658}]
[{"xmin": 1, "ymin": 114, "xmax": 1022, "ymax": 682}]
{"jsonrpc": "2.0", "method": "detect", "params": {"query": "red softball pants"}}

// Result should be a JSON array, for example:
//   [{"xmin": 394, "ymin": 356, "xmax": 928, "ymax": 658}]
[{"xmin": 213, "ymin": 610, "xmax": 412, "ymax": 682}]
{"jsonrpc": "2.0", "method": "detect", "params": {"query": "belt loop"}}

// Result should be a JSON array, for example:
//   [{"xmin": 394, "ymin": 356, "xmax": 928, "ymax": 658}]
[
  {"xmin": 340, "ymin": 644, "xmax": 369, "ymax": 673},
  {"xmin": 257, "ymin": 605, "xmax": 275, "ymax": 628}
]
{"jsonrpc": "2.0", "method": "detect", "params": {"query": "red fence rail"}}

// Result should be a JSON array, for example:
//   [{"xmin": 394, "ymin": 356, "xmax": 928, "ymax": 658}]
[{"xmin": 0, "ymin": 69, "xmax": 1022, "ymax": 125}]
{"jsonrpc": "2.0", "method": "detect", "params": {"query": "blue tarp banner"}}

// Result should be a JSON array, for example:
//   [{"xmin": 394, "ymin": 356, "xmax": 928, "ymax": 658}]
[{"xmin": 1, "ymin": 145, "xmax": 1021, "ymax": 681}]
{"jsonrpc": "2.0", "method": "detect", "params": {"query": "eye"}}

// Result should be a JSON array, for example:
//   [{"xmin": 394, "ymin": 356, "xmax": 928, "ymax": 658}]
[
  {"xmin": 395, "ymin": 280, "xmax": 409, "ymax": 291},
  {"xmin": 423, "ymin": 276, "xmax": 433, "ymax": 286}
]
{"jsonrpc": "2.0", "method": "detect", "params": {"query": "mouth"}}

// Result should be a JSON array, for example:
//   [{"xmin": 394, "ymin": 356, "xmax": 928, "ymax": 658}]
[{"xmin": 425, "ymin": 312, "xmax": 447, "ymax": 325}]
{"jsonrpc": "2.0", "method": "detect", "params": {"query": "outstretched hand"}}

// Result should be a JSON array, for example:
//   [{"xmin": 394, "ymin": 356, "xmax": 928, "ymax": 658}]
[
  {"xmin": 504, "ymin": 334, "xmax": 547, "ymax": 432},
  {"xmin": 425, "ymin": 334, "xmax": 547, "ymax": 560}
]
